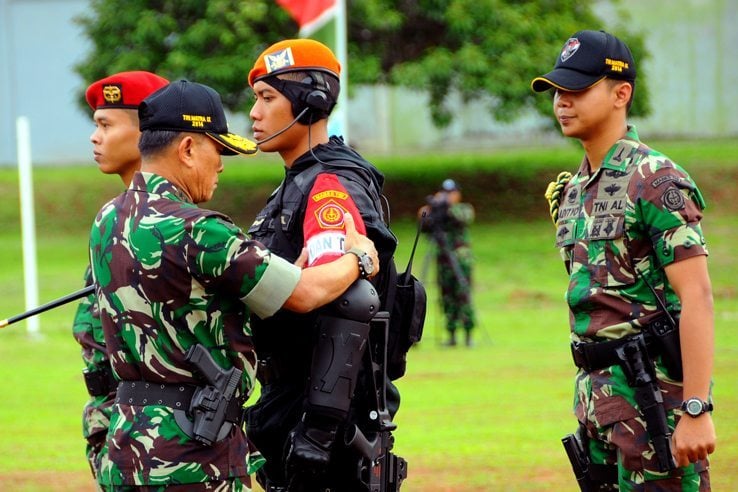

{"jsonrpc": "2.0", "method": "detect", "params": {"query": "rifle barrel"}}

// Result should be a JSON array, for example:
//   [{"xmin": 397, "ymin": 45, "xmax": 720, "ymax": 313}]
[{"xmin": 0, "ymin": 285, "xmax": 95, "ymax": 329}]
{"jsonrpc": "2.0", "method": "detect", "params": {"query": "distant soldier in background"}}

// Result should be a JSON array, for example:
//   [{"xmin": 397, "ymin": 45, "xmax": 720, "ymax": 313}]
[
  {"xmin": 73, "ymin": 70, "xmax": 168, "ymax": 486},
  {"xmin": 419, "ymin": 179, "xmax": 476, "ymax": 347}
]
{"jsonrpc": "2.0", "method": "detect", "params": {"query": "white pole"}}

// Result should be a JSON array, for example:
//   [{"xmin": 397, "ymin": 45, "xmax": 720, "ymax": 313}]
[
  {"xmin": 16, "ymin": 116, "xmax": 40, "ymax": 337},
  {"xmin": 335, "ymin": 0, "xmax": 349, "ymax": 143}
]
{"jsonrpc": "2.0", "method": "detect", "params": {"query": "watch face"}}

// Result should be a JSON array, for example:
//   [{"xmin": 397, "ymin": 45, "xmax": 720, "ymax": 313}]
[
  {"xmin": 361, "ymin": 255, "xmax": 374, "ymax": 275},
  {"xmin": 686, "ymin": 399, "xmax": 703, "ymax": 416}
]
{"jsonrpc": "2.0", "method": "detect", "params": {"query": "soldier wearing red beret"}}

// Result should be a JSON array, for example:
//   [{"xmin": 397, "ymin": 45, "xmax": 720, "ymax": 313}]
[{"xmin": 73, "ymin": 70, "xmax": 168, "ymax": 486}]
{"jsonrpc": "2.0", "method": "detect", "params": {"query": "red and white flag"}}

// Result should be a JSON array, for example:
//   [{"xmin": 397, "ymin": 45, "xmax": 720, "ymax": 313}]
[{"xmin": 277, "ymin": 0, "xmax": 337, "ymax": 37}]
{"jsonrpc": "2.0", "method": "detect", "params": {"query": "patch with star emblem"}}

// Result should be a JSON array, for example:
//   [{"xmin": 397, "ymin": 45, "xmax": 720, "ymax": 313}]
[
  {"xmin": 587, "ymin": 215, "xmax": 624, "ymax": 240},
  {"xmin": 662, "ymin": 187, "xmax": 685, "ymax": 211}
]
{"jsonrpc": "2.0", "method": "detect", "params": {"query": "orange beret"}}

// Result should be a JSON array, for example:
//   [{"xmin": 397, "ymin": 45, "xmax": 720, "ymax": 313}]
[
  {"xmin": 85, "ymin": 71, "xmax": 169, "ymax": 111},
  {"xmin": 248, "ymin": 39, "xmax": 340, "ymax": 87}
]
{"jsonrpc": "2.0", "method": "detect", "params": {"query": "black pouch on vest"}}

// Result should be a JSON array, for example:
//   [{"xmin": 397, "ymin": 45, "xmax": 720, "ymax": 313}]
[{"xmin": 386, "ymin": 218, "xmax": 427, "ymax": 380}]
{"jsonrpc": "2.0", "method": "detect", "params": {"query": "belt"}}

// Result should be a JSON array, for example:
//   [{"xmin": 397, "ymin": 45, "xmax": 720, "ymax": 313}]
[
  {"xmin": 116, "ymin": 381, "xmax": 197, "ymax": 409},
  {"xmin": 570, "ymin": 332, "xmax": 658, "ymax": 372},
  {"xmin": 116, "ymin": 380, "xmax": 246, "ymax": 424}
]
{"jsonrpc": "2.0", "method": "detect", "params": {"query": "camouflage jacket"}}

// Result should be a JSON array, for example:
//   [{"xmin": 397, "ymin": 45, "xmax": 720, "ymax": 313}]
[
  {"xmin": 71, "ymin": 266, "xmax": 113, "ymax": 477},
  {"xmin": 89, "ymin": 172, "xmax": 298, "ymax": 486},
  {"xmin": 554, "ymin": 126, "xmax": 708, "ymax": 426}
]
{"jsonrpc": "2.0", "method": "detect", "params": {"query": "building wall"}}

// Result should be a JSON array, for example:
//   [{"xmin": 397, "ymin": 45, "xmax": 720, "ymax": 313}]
[
  {"xmin": 1, "ymin": 0, "xmax": 91, "ymax": 165},
  {"xmin": 1, "ymin": 0, "xmax": 736, "ymax": 165}
]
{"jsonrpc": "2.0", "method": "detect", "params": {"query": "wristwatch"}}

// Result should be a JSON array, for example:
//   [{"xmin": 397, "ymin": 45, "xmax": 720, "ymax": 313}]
[
  {"xmin": 681, "ymin": 397, "xmax": 713, "ymax": 418},
  {"xmin": 346, "ymin": 248, "xmax": 374, "ymax": 279}
]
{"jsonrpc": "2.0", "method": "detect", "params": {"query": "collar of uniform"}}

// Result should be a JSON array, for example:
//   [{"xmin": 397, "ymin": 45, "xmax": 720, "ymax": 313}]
[
  {"xmin": 601, "ymin": 125, "xmax": 641, "ymax": 172},
  {"xmin": 132, "ymin": 171, "xmax": 194, "ymax": 203}
]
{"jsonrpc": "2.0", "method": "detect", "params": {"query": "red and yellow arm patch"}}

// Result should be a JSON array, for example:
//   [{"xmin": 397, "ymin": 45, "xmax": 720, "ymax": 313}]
[{"xmin": 303, "ymin": 173, "xmax": 366, "ymax": 266}]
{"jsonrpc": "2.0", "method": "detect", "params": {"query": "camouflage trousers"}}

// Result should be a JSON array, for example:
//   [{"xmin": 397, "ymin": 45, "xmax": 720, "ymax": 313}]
[
  {"xmin": 583, "ymin": 410, "xmax": 710, "ymax": 491},
  {"xmin": 437, "ymin": 251, "xmax": 475, "ymax": 333},
  {"xmin": 100, "ymin": 477, "xmax": 250, "ymax": 491}
]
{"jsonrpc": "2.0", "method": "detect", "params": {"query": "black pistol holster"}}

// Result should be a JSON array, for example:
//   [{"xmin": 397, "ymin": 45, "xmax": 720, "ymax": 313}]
[
  {"xmin": 562, "ymin": 423, "xmax": 618, "ymax": 492},
  {"xmin": 83, "ymin": 361, "xmax": 117, "ymax": 397},
  {"xmin": 180, "ymin": 344, "xmax": 244, "ymax": 445}
]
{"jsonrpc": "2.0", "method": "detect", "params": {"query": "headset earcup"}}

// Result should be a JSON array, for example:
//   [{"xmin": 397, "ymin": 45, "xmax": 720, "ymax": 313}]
[
  {"xmin": 296, "ymin": 89, "xmax": 331, "ymax": 124},
  {"xmin": 305, "ymin": 89, "xmax": 331, "ymax": 112}
]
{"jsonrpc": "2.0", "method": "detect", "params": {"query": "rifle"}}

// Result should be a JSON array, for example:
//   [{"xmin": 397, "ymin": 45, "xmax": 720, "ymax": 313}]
[
  {"xmin": 0, "ymin": 285, "xmax": 94, "ymax": 329},
  {"xmin": 343, "ymin": 311, "xmax": 407, "ymax": 491},
  {"xmin": 616, "ymin": 336, "xmax": 677, "ymax": 472}
]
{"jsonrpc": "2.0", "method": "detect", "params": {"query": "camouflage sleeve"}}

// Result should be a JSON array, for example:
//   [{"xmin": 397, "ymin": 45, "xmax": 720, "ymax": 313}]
[
  {"xmin": 71, "ymin": 267, "xmax": 114, "ymax": 442},
  {"xmin": 189, "ymin": 215, "xmax": 300, "ymax": 319},
  {"xmin": 636, "ymin": 165, "xmax": 708, "ymax": 268},
  {"xmin": 449, "ymin": 202, "xmax": 475, "ymax": 225}
]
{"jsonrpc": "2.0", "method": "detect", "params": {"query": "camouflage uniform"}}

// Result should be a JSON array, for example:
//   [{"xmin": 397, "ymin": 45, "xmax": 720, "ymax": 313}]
[
  {"xmin": 426, "ymin": 200, "xmax": 475, "ymax": 341},
  {"xmin": 89, "ymin": 172, "xmax": 294, "ymax": 489},
  {"xmin": 71, "ymin": 268, "xmax": 113, "ymax": 485},
  {"xmin": 555, "ymin": 126, "xmax": 711, "ymax": 490}
]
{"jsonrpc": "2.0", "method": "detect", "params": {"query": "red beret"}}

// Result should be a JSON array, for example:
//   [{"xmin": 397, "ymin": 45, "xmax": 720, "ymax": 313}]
[
  {"xmin": 248, "ymin": 39, "xmax": 340, "ymax": 87},
  {"xmin": 85, "ymin": 71, "xmax": 169, "ymax": 111}
]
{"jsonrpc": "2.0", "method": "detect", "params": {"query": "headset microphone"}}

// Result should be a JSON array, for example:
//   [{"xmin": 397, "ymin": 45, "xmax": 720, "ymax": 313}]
[{"xmin": 254, "ymin": 106, "xmax": 310, "ymax": 146}]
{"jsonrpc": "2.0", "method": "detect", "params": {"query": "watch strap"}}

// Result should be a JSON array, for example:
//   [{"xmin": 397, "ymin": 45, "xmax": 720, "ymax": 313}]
[{"xmin": 346, "ymin": 248, "xmax": 369, "ymax": 279}]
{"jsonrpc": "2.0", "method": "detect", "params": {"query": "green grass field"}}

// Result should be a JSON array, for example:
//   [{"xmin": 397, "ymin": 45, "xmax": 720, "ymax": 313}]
[
  {"xmin": 1, "ymin": 217, "xmax": 736, "ymax": 491},
  {"xmin": 1, "ymin": 141, "xmax": 737, "ymax": 490}
]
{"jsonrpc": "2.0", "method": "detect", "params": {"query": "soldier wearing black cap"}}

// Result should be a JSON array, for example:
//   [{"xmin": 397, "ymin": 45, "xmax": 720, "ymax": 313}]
[
  {"xmin": 418, "ymin": 179, "xmax": 476, "ymax": 347},
  {"xmin": 534, "ymin": 30, "xmax": 715, "ymax": 491},
  {"xmin": 88, "ymin": 79, "xmax": 378, "ymax": 490}
]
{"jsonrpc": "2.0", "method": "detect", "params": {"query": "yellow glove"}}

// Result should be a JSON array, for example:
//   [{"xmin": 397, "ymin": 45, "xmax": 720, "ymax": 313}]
[{"xmin": 544, "ymin": 171, "xmax": 572, "ymax": 225}]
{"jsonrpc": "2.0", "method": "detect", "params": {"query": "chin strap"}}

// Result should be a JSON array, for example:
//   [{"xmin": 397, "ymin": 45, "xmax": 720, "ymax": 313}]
[{"xmin": 545, "ymin": 171, "xmax": 573, "ymax": 225}]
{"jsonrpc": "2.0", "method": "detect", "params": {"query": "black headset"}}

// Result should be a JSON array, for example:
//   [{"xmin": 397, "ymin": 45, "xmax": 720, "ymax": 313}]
[{"xmin": 296, "ymin": 72, "xmax": 334, "ymax": 124}]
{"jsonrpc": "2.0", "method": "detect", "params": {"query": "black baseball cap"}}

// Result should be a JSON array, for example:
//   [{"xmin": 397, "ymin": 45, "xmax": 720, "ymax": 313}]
[
  {"xmin": 531, "ymin": 30, "xmax": 636, "ymax": 92},
  {"xmin": 139, "ymin": 80, "xmax": 257, "ymax": 155}
]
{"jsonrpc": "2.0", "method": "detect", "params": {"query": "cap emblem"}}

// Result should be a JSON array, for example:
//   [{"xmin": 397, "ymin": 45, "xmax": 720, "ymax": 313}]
[
  {"xmin": 561, "ymin": 38, "xmax": 580, "ymax": 62},
  {"xmin": 102, "ymin": 84, "xmax": 122, "ymax": 104},
  {"xmin": 264, "ymin": 47, "xmax": 296, "ymax": 74}
]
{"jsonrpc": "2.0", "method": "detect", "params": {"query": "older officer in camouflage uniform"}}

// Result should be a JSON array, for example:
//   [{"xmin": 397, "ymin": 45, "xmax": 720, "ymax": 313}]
[
  {"xmin": 89, "ymin": 79, "xmax": 378, "ymax": 491},
  {"xmin": 419, "ymin": 179, "xmax": 475, "ymax": 346},
  {"xmin": 73, "ymin": 70, "xmax": 168, "ymax": 485},
  {"xmin": 534, "ymin": 30, "xmax": 715, "ymax": 490}
]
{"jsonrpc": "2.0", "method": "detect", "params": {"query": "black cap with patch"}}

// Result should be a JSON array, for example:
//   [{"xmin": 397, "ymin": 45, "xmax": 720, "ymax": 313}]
[
  {"xmin": 139, "ymin": 80, "xmax": 256, "ymax": 156},
  {"xmin": 531, "ymin": 30, "xmax": 636, "ymax": 92}
]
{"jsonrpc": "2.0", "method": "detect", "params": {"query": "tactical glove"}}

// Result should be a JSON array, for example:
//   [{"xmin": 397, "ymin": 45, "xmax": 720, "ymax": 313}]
[
  {"xmin": 545, "ymin": 171, "xmax": 573, "ymax": 224},
  {"xmin": 284, "ymin": 417, "xmax": 338, "ymax": 489}
]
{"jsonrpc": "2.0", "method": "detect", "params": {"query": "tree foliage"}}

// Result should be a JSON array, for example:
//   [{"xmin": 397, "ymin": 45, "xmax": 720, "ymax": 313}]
[{"xmin": 75, "ymin": 0, "xmax": 649, "ymax": 126}]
